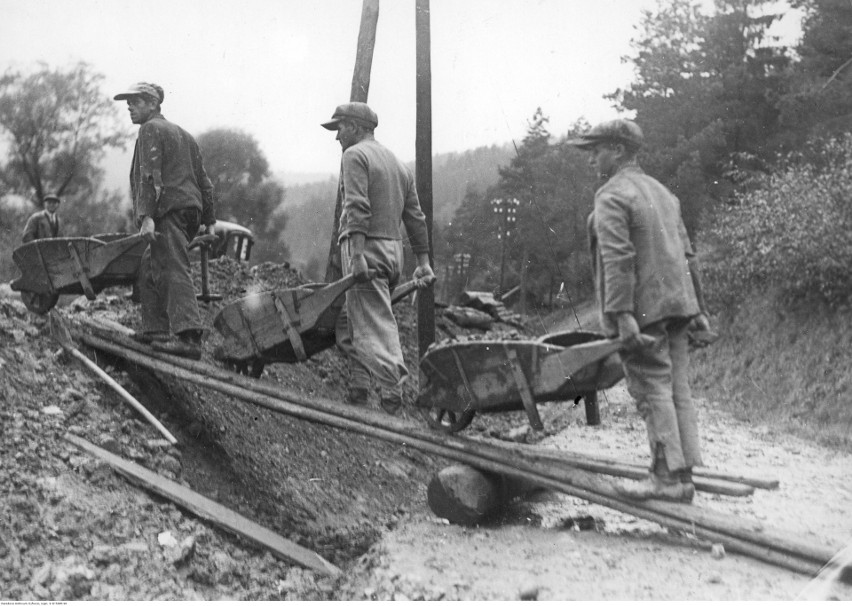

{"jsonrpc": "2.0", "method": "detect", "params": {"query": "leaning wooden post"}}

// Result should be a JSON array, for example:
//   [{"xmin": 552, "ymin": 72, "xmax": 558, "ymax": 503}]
[
  {"xmin": 415, "ymin": 0, "xmax": 436, "ymax": 357},
  {"xmin": 324, "ymin": 0, "xmax": 380, "ymax": 282}
]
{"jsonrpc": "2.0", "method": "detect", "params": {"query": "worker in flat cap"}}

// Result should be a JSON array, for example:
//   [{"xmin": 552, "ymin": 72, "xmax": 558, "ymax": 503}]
[
  {"xmin": 21, "ymin": 193, "xmax": 63, "ymax": 243},
  {"xmin": 114, "ymin": 82, "xmax": 216, "ymax": 360},
  {"xmin": 570, "ymin": 118, "xmax": 711, "ymax": 503},
  {"xmin": 322, "ymin": 102, "xmax": 435, "ymax": 414}
]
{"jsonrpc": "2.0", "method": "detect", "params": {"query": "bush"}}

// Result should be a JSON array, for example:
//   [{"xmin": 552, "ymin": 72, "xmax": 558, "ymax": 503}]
[{"xmin": 704, "ymin": 134, "xmax": 852, "ymax": 309}]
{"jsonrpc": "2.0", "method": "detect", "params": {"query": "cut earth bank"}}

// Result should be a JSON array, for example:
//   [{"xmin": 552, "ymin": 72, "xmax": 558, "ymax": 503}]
[{"xmin": 0, "ymin": 257, "xmax": 850, "ymax": 600}]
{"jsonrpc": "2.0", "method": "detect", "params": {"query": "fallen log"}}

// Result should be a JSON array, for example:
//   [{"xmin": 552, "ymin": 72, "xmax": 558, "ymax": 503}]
[
  {"xmin": 64, "ymin": 433, "xmax": 340, "ymax": 577},
  {"xmin": 427, "ymin": 464, "xmax": 541, "ymax": 525},
  {"xmin": 73, "ymin": 328, "xmax": 835, "ymax": 575}
]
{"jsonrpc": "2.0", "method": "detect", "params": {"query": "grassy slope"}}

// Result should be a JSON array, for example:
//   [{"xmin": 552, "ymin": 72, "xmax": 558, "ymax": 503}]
[
  {"xmin": 539, "ymin": 289, "xmax": 852, "ymax": 452},
  {"xmin": 690, "ymin": 290, "xmax": 852, "ymax": 451}
]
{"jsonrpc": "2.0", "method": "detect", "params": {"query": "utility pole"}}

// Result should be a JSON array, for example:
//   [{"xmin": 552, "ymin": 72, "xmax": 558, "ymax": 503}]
[
  {"xmin": 324, "ymin": 0, "xmax": 380, "ymax": 282},
  {"xmin": 416, "ymin": 0, "xmax": 435, "ymax": 358}
]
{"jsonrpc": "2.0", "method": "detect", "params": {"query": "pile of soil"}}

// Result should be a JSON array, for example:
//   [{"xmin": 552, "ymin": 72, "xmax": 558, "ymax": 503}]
[
  {"xmin": 4, "ymin": 254, "xmax": 850, "ymax": 600},
  {"xmin": 0, "ymin": 256, "xmax": 531, "ymax": 600}
]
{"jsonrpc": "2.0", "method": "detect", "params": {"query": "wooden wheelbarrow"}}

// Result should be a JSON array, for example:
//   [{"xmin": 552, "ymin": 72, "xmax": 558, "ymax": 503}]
[
  {"xmin": 9, "ymin": 233, "xmax": 147, "ymax": 314},
  {"xmin": 213, "ymin": 273, "xmax": 419, "ymax": 377},
  {"xmin": 416, "ymin": 330, "xmax": 633, "ymax": 434}
]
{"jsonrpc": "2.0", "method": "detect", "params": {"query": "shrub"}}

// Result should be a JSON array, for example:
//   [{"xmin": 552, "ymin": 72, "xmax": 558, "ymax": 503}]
[{"xmin": 704, "ymin": 134, "xmax": 852, "ymax": 309}]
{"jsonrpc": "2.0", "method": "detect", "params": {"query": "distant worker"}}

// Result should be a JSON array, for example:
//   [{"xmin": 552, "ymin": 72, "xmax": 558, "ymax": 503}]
[
  {"xmin": 21, "ymin": 193, "xmax": 62, "ymax": 243},
  {"xmin": 114, "ymin": 82, "xmax": 216, "ymax": 360},
  {"xmin": 322, "ymin": 102, "xmax": 435, "ymax": 414},
  {"xmin": 570, "ymin": 119, "xmax": 711, "ymax": 503}
]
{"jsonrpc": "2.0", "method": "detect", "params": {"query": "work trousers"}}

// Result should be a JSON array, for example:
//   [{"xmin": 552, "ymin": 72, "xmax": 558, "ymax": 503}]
[
  {"xmin": 620, "ymin": 317, "xmax": 703, "ymax": 472},
  {"xmin": 337, "ymin": 237, "xmax": 408, "ymax": 396},
  {"xmin": 138, "ymin": 209, "xmax": 203, "ymax": 335}
]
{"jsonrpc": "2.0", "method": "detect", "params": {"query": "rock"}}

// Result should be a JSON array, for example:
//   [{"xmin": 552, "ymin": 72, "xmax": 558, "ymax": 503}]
[
  {"xmin": 519, "ymin": 584, "xmax": 540, "ymax": 600},
  {"xmin": 710, "ymin": 543, "xmax": 726, "ymax": 559},
  {"xmin": 98, "ymin": 434, "xmax": 120, "ymax": 454},
  {"xmin": 42, "ymin": 405, "xmax": 63, "ymax": 416},
  {"xmin": 158, "ymin": 531, "xmax": 178, "ymax": 548}
]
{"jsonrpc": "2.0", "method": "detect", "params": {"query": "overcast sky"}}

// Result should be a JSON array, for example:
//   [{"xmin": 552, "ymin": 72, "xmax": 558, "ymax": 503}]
[{"xmin": 1, "ymin": 0, "xmax": 802, "ymax": 189}]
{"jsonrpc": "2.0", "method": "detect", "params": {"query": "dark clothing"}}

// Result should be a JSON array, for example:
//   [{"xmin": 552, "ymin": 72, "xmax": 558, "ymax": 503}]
[
  {"xmin": 137, "ymin": 209, "xmax": 203, "ymax": 334},
  {"xmin": 130, "ymin": 112, "xmax": 213, "ymax": 336},
  {"xmin": 337, "ymin": 138, "xmax": 429, "ymax": 254},
  {"xmin": 130, "ymin": 113, "xmax": 215, "ymax": 227},
  {"xmin": 21, "ymin": 209, "xmax": 61, "ymax": 243}
]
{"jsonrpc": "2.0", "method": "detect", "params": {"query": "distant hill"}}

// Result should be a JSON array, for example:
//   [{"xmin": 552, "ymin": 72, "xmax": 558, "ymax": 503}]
[{"xmin": 280, "ymin": 143, "xmax": 514, "ymax": 279}]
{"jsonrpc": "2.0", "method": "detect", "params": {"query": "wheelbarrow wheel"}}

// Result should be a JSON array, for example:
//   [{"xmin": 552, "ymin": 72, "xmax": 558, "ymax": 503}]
[
  {"xmin": 20, "ymin": 291, "xmax": 59, "ymax": 315},
  {"xmin": 422, "ymin": 406, "xmax": 475, "ymax": 433}
]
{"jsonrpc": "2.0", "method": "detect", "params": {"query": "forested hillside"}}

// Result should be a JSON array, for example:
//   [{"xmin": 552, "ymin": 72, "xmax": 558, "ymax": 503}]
[{"xmin": 280, "ymin": 144, "xmax": 514, "ymax": 279}]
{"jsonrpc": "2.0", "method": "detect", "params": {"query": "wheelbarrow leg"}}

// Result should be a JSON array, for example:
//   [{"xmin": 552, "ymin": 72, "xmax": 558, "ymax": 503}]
[
  {"xmin": 67, "ymin": 241, "xmax": 96, "ymax": 300},
  {"xmin": 504, "ymin": 345, "xmax": 544, "ymax": 431},
  {"xmin": 582, "ymin": 391, "xmax": 601, "ymax": 426}
]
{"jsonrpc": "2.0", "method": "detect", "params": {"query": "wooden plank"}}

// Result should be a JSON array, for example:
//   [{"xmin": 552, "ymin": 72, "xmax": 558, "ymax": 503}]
[
  {"xmin": 64, "ymin": 433, "xmax": 340, "ymax": 577},
  {"xmin": 73, "ymin": 330, "xmax": 836, "ymax": 572}
]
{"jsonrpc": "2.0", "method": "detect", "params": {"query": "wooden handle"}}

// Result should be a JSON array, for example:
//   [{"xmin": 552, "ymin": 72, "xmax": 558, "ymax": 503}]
[{"xmin": 69, "ymin": 348, "xmax": 177, "ymax": 444}]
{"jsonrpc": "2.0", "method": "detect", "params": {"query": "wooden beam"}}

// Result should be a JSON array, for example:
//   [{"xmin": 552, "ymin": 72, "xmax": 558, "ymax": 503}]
[
  {"xmin": 415, "ymin": 0, "xmax": 435, "ymax": 358},
  {"xmin": 64, "ymin": 433, "xmax": 340, "ymax": 577},
  {"xmin": 73, "ymin": 330, "xmax": 835, "ymax": 574}
]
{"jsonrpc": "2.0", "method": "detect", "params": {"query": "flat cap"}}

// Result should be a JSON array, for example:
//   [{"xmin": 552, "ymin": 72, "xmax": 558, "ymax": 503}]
[
  {"xmin": 114, "ymin": 82, "xmax": 164, "ymax": 103},
  {"xmin": 567, "ymin": 119, "xmax": 644, "ymax": 150},
  {"xmin": 321, "ymin": 102, "xmax": 378, "ymax": 130},
  {"xmin": 43, "ymin": 193, "xmax": 60, "ymax": 203}
]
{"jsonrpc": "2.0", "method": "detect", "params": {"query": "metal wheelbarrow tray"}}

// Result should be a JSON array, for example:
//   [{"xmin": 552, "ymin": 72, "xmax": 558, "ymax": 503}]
[
  {"xmin": 10, "ymin": 233, "xmax": 146, "ymax": 314},
  {"xmin": 416, "ymin": 330, "xmax": 624, "ymax": 433}
]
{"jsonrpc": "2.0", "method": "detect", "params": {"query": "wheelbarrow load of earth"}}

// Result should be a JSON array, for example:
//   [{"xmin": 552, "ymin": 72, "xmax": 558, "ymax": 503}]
[
  {"xmin": 416, "ymin": 330, "xmax": 632, "ymax": 433},
  {"xmin": 213, "ymin": 273, "xmax": 419, "ymax": 377},
  {"xmin": 9, "ymin": 233, "xmax": 147, "ymax": 315}
]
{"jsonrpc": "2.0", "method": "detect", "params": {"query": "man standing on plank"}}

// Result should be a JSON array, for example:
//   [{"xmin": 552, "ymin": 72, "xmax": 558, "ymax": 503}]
[
  {"xmin": 115, "ymin": 82, "xmax": 215, "ymax": 360},
  {"xmin": 570, "ymin": 119, "xmax": 711, "ymax": 503},
  {"xmin": 322, "ymin": 102, "xmax": 435, "ymax": 414}
]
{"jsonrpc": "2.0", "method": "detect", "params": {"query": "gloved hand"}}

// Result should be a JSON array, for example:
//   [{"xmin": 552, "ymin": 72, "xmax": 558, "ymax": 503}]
[
  {"xmin": 412, "ymin": 263, "xmax": 436, "ymax": 288},
  {"xmin": 140, "ymin": 216, "xmax": 156, "ymax": 243},
  {"xmin": 687, "ymin": 313, "xmax": 718, "ymax": 347},
  {"xmin": 350, "ymin": 252, "xmax": 370, "ymax": 283}
]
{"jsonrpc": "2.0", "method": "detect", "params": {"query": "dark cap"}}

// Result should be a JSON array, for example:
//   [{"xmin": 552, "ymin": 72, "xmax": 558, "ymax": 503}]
[
  {"xmin": 321, "ymin": 102, "xmax": 378, "ymax": 130},
  {"xmin": 567, "ymin": 119, "xmax": 644, "ymax": 150},
  {"xmin": 114, "ymin": 82, "xmax": 164, "ymax": 103},
  {"xmin": 43, "ymin": 193, "xmax": 60, "ymax": 203}
]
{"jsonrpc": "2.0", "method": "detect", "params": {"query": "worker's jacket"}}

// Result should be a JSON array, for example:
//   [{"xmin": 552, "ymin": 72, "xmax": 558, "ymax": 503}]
[
  {"xmin": 130, "ymin": 113, "xmax": 215, "ymax": 227},
  {"xmin": 588, "ymin": 164, "xmax": 700, "ymax": 335},
  {"xmin": 337, "ymin": 137, "xmax": 430, "ymax": 255},
  {"xmin": 21, "ymin": 209, "xmax": 61, "ymax": 243}
]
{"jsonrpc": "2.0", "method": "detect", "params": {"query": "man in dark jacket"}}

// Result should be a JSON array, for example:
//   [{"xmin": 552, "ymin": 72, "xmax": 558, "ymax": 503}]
[
  {"xmin": 571, "ymin": 119, "xmax": 711, "ymax": 503},
  {"xmin": 114, "ymin": 82, "xmax": 215, "ymax": 359},
  {"xmin": 21, "ymin": 193, "xmax": 62, "ymax": 243}
]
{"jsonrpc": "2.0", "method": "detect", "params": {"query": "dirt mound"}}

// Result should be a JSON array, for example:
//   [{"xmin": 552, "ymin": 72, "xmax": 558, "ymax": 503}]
[{"xmin": 1, "ymin": 255, "xmax": 532, "ymax": 599}]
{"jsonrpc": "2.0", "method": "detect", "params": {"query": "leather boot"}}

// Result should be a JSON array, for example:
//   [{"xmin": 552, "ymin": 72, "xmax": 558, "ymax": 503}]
[
  {"xmin": 615, "ymin": 455, "xmax": 695, "ymax": 503},
  {"xmin": 153, "ymin": 329, "xmax": 203, "ymax": 360}
]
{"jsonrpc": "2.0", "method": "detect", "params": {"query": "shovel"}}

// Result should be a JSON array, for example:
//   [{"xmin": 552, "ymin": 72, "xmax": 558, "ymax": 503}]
[{"xmin": 49, "ymin": 311, "xmax": 177, "ymax": 445}]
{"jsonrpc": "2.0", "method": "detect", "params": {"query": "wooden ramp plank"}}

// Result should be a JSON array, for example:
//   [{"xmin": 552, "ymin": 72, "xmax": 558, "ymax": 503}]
[{"xmin": 64, "ymin": 433, "xmax": 340, "ymax": 577}]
